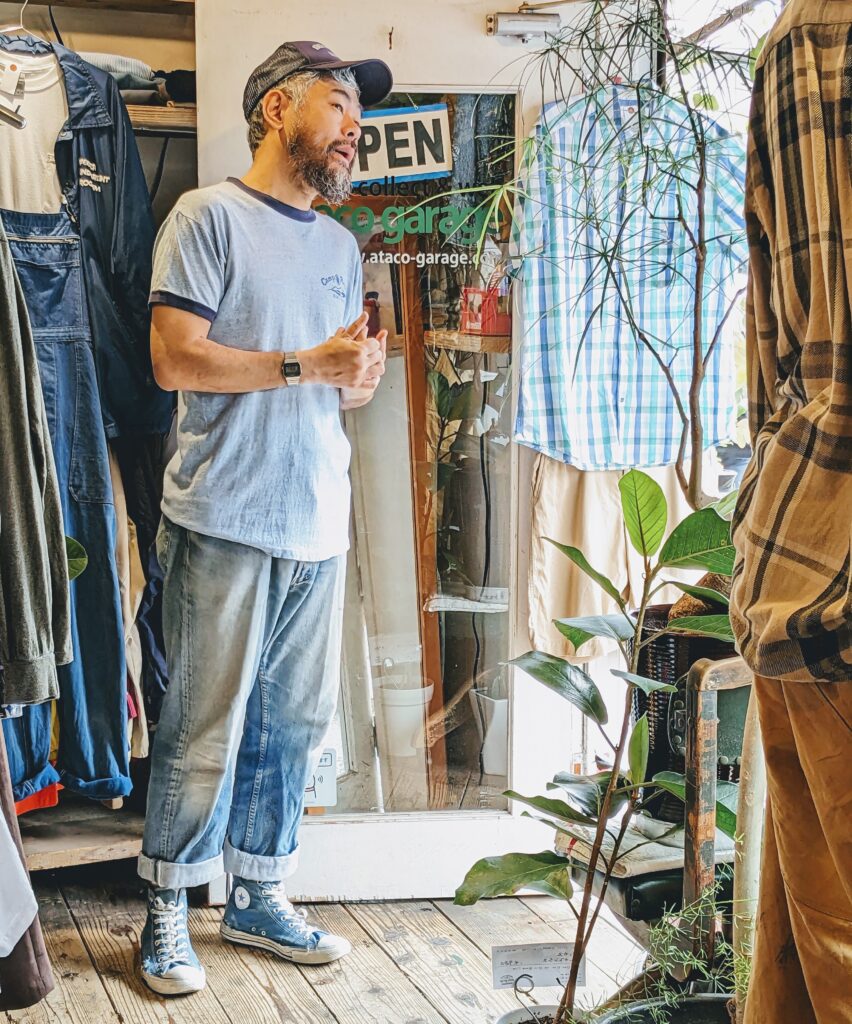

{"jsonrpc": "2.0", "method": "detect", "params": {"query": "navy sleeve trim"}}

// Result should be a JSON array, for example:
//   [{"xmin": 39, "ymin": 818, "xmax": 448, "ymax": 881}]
[{"xmin": 149, "ymin": 290, "xmax": 217, "ymax": 322}]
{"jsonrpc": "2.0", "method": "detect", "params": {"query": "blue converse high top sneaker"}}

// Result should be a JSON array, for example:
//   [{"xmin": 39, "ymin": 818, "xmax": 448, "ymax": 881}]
[
  {"xmin": 140, "ymin": 887, "xmax": 206, "ymax": 996},
  {"xmin": 220, "ymin": 877, "xmax": 351, "ymax": 964}
]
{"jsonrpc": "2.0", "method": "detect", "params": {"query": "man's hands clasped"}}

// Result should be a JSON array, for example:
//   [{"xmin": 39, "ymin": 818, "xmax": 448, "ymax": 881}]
[{"xmin": 296, "ymin": 312, "xmax": 388, "ymax": 409}]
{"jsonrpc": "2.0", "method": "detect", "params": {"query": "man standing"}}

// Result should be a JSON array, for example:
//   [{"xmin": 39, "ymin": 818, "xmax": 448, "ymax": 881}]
[
  {"xmin": 137, "ymin": 42, "xmax": 392, "ymax": 995},
  {"xmin": 731, "ymin": 2, "xmax": 852, "ymax": 1022}
]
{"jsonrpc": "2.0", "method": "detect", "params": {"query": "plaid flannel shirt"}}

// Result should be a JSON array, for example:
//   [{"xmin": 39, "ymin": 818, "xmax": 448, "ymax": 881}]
[
  {"xmin": 731, "ymin": 0, "xmax": 852, "ymax": 682},
  {"xmin": 514, "ymin": 85, "xmax": 747, "ymax": 470}
]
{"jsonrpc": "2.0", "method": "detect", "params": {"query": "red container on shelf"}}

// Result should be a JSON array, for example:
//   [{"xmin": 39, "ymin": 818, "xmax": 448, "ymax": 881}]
[{"xmin": 460, "ymin": 286, "xmax": 512, "ymax": 335}]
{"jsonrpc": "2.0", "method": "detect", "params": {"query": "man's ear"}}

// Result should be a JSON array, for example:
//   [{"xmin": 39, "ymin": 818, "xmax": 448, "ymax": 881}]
[{"xmin": 262, "ymin": 88, "xmax": 290, "ymax": 132}]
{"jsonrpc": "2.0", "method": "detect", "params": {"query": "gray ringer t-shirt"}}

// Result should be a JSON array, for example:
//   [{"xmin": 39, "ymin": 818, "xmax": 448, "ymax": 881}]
[{"xmin": 150, "ymin": 178, "xmax": 363, "ymax": 561}]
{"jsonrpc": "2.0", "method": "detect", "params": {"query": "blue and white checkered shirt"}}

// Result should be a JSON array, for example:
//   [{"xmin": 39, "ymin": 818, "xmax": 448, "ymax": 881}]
[{"xmin": 514, "ymin": 85, "xmax": 748, "ymax": 470}]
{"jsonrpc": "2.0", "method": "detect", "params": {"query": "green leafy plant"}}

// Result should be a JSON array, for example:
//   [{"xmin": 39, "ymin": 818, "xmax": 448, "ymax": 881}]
[
  {"xmin": 606, "ymin": 887, "xmax": 740, "ymax": 1024},
  {"xmin": 426, "ymin": 368, "xmax": 478, "ymax": 585},
  {"xmin": 455, "ymin": 470, "xmax": 736, "ymax": 1023},
  {"xmin": 65, "ymin": 536, "xmax": 88, "ymax": 581}
]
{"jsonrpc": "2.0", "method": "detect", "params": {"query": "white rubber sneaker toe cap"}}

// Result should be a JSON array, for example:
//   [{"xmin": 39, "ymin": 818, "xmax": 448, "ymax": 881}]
[
  {"xmin": 142, "ymin": 963, "xmax": 207, "ymax": 997},
  {"xmin": 315, "ymin": 933, "xmax": 352, "ymax": 961}
]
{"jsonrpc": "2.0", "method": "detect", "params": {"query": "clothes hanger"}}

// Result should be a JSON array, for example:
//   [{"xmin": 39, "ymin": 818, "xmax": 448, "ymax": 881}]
[
  {"xmin": 0, "ymin": 1, "xmax": 35, "ymax": 130},
  {"xmin": 0, "ymin": 0, "xmax": 34, "ymax": 36}
]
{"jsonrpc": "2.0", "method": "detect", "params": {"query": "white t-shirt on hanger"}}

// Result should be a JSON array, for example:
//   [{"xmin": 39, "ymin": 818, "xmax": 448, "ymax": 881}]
[
  {"xmin": 0, "ymin": 48, "xmax": 69, "ymax": 214},
  {"xmin": 0, "ymin": 813, "xmax": 38, "ymax": 958}
]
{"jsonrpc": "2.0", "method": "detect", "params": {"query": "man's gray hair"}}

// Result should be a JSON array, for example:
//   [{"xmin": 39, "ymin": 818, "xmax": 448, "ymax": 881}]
[{"xmin": 247, "ymin": 66, "xmax": 360, "ymax": 155}]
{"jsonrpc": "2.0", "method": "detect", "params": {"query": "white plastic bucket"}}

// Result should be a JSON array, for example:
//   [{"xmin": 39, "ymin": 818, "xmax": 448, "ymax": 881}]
[{"xmin": 377, "ymin": 679, "xmax": 434, "ymax": 758}]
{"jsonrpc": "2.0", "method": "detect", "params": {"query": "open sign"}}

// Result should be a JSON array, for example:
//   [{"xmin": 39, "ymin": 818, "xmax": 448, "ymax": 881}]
[{"xmin": 354, "ymin": 103, "xmax": 453, "ymax": 185}]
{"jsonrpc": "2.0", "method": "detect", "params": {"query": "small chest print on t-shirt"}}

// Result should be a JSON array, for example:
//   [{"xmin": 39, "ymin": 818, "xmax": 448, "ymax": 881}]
[{"xmin": 321, "ymin": 274, "xmax": 347, "ymax": 301}]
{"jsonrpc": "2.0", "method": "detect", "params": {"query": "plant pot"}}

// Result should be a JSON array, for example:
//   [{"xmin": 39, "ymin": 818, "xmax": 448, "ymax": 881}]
[
  {"xmin": 595, "ymin": 994, "xmax": 732, "ymax": 1023},
  {"xmin": 495, "ymin": 1006, "xmax": 562, "ymax": 1024},
  {"xmin": 469, "ymin": 689, "xmax": 509, "ymax": 776},
  {"xmin": 376, "ymin": 680, "xmax": 434, "ymax": 758}
]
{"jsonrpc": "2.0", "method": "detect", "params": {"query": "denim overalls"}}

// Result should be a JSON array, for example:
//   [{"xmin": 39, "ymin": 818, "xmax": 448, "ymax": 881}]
[{"xmin": 1, "ymin": 202, "xmax": 129, "ymax": 800}]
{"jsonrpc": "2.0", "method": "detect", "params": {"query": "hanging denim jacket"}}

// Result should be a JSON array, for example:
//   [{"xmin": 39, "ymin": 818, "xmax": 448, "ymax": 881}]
[{"xmin": 0, "ymin": 34, "xmax": 173, "ymax": 439}]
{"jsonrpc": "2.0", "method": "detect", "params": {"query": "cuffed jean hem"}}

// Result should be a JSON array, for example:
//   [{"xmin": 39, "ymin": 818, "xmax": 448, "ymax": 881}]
[
  {"xmin": 137, "ymin": 851, "xmax": 224, "ymax": 889},
  {"xmin": 58, "ymin": 768, "xmax": 133, "ymax": 800},
  {"xmin": 223, "ymin": 839, "xmax": 300, "ymax": 882},
  {"xmin": 10, "ymin": 763, "xmax": 60, "ymax": 803}
]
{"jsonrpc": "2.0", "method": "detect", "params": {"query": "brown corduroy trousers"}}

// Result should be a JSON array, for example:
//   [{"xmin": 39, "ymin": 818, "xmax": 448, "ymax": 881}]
[{"xmin": 744, "ymin": 676, "xmax": 852, "ymax": 1024}]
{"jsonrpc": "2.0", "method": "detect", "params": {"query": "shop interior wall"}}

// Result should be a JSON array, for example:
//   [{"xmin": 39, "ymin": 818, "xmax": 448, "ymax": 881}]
[
  {"xmin": 195, "ymin": 0, "xmax": 589, "ymax": 185},
  {"xmin": 0, "ymin": 4, "xmax": 197, "ymax": 225}
]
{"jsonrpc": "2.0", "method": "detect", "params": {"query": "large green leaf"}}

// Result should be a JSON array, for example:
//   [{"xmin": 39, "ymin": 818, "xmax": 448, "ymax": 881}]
[
  {"xmin": 553, "ymin": 615, "xmax": 635, "ymax": 644},
  {"xmin": 505, "ymin": 791, "xmax": 598, "ymax": 826},
  {"xmin": 665, "ymin": 581, "xmax": 730, "ymax": 608},
  {"xmin": 629, "ymin": 715, "xmax": 649, "ymax": 786},
  {"xmin": 651, "ymin": 772, "xmax": 738, "ymax": 840},
  {"xmin": 619, "ymin": 470, "xmax": 668, "ymax": 557},
  {"xmin": 666, "ymin": 615, "xmax": 735, "ymax": 643},
  {"xmin": 712, "ymin": 489, "xmax": 739, "ymax": 523},
  {"xmin": 611, "ymin": 669, "xmax": 677, "ymax": 695},
  {"xmin": 545, "ymin": 539, "xmax": 625, "ymax": 609},
  {"xmin": 454, "ymin": 851, "xmax": 573, "ymax": 905},
  {"xmin": 511, "ymin": 652, "xmax": 609, "ymax": 725},
  {"xmin": 548, "ymin": 771, "xmax": 626, "ymax": 818},
  {"xmin": 658, "ymin": 508, "xmax": 736, "ymax": 575},
  {"xmin": 65, "ymin": 537, "xmax": 88, "ymax": 581},
  {"xmin": 552, "ymin": 620, "xmax": 596, "ymax": 655},
  {"xmin": 427, "ymin": 370, "xmax": 452, "ymax": 419}
]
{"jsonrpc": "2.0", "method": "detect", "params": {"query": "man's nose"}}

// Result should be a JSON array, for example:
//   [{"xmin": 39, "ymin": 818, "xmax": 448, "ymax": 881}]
[{"xmin": 344, "ymin": 117, "xmax": 362, "ymax": 143}]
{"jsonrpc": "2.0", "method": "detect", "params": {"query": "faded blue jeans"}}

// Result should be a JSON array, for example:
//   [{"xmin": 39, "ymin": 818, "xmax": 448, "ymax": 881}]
[{"xmin": 138, "ymin": 518, "xmax": 345, "ymax": 888}]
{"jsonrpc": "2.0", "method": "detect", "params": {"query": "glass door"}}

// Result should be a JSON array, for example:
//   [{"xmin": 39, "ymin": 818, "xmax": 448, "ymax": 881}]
[{"xmin": 289, "ymin": 90, "xmax": 558, "ymax": 900}]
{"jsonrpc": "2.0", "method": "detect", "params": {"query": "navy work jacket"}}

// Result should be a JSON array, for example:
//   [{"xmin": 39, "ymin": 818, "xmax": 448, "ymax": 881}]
[{"xmin": 0, "ymin": 35, "xmax": 173, "ymax": 438}]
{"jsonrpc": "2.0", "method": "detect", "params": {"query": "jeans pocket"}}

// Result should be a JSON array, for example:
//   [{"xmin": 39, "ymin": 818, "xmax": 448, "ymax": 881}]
[{"xmin": 8, "ymin": 243, "xmax": 83, "ymax": 333}]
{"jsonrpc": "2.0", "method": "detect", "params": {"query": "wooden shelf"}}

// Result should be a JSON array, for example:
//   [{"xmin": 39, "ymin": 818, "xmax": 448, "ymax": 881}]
[
  {"xmin": 29, "ymin": 0, "xmax": 194, "ymax": 14},
  {"xmin": 424, "ymin": 329, "xmax": 511, "ymax": 354},
  {"xmin": 127, "ymin": 103, "xmax": 197, "ymax": 136},
  {"xmin": 20, "ymin": 796, "xmax": 145, "ymax": 872}
]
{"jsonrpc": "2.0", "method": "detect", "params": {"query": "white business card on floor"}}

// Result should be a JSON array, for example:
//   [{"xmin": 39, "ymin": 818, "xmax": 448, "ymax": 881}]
[
  {"xmin": 492, "ymin": 942, "xmax": 585, "ymax": 990},
  {"xmin": 304, "ymin": 749, "xmax": 338, "ymax": 807}
]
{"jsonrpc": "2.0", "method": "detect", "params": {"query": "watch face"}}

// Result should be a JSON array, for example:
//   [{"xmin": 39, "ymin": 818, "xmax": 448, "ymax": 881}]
[{"xmin": 284, "ymin": 361, "xmax": 301, "ymax": 377}]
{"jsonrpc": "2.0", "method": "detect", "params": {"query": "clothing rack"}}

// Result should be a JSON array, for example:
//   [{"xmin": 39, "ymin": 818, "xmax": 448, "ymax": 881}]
[{"xmin": 4, "ymin": 0, "xmax": 205, "ymax": 892}]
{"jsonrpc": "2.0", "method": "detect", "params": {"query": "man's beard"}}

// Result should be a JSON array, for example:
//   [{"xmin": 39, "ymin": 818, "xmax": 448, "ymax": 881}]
[{"xmin": 288, "ymin": 120, "xmax": 352, "ymax": 205}]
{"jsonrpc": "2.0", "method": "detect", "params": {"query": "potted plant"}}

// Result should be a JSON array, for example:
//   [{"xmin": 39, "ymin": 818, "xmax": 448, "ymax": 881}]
[{"xmin": 455, "ymin": 469, "xmax": 739, "ymax": 1024}]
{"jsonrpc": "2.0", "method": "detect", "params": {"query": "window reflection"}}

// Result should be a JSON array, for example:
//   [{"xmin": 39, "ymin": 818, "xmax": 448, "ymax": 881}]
[{"xmin": 327, "ymin": 92, "xmax": 516, "ymax": 814}]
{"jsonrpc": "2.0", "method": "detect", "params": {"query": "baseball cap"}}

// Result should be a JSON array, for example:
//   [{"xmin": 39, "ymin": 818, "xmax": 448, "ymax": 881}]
[{"xmin": 243, "ymin": 41, "xmax": 393, "ymax": 120}]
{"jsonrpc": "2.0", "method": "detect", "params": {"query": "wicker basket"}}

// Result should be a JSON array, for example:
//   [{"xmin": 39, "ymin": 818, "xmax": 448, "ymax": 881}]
[{"xmin": 632, "ymin": 604, "xmax": 738, "ymax": 823}]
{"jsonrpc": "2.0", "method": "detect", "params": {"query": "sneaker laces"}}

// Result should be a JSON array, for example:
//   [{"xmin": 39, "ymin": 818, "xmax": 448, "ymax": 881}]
[
  {"xmin": 150, "ymin": 896, "xmax": 191, "ymax": 964},
  {"xmin": 258, "ymin": 882, "xmax": 311, "ymax": 933}
]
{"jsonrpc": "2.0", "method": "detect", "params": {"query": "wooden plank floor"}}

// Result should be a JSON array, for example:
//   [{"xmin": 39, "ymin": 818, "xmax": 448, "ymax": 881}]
[{"xmin": 4, "ymin": 863, "xmax": 646, "ymax": 1024}]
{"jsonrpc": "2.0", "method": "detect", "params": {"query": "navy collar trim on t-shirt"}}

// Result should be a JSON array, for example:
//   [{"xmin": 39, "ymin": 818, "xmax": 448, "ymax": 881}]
[{"xmin": 227, "ymin": 177, "xmax": 317, "ymax": 222}]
